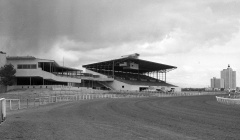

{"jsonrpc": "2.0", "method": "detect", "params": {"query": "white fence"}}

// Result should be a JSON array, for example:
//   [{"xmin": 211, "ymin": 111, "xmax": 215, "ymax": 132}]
[
  {"xmin": 7, "ymin": 85, "xmax": 99, "ymax": 92},
  {"xmin": 4, "ymin": 92, "xmax": 224, "ymax": 112},
  {"xmin": 0, "ymin": 98, "xmax": 6, "ymax": 123},
  {"xmin": 6, "ymin": 99, "xmax": 21, "ymax": 110},
  {"xmin": 216, "ymin": 96, "xmax": 240, "ymax": 105},
  {"xmin": 5, "ymin": 94, "xmax": 147, "ymax": 111}
]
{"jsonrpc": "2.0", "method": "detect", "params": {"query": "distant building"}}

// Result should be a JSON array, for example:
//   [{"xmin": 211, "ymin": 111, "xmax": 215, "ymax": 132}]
[
  {"xmin": 210, "ymin": 77, "xmax": 224, "ymax": 90},
  {"xmin": 221, "ymin": 65, "xmax": 236, "ymax": 90},
  {"xmin": 0, "ymin": 51, "xmax": 6, "ymax": 81},
  {"xmin": 0, "ymin": 51, "xmax": 6, "ymax": 68},
  {"xmin": 236, "ymin": 87, "xmax": 240, "ymax": 92},
  {"xmin": 0, "ymin": 51, "xmax": 7, "ymax": 93}
]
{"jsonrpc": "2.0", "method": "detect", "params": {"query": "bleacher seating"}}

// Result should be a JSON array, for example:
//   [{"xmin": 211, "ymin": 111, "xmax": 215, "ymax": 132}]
[
  {"xmin": 113, "ymin": 72, "xmax": 163, "ymax": 83},
  {"xmin": 88, "ymin": 68, "xmax": 174, "ymax": 85}
]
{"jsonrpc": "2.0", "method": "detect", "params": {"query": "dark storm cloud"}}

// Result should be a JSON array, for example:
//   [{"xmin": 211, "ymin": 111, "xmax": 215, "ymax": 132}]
[
  {"xmin": 1, "ymin": 0, "xmax": 240, "ymax": 87},
  {"xmin": 0, "ymin": 0, "xmax": 176, "ymax": 55},
  {"xmin": 0, "ymin": 0, "xmax": 75, "ymax": 54},
  {"xmin": 1, "ymin": 0, "xmax": 240, "ymax": 59}
]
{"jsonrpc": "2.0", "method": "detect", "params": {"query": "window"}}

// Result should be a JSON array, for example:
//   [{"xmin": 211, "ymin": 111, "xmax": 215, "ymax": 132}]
[
  {"xmin": 38, "ymin": 62, "xmax": 42, "ymax": 68},
  {"xmin": 22, "ymin": 65, "xmax": 28, "ymax": 69},
  {"xmin": 31, "ymin": 65, "xmax": 37, "ymax": 69},
  {"xmin": 17, "ymin": 64, "xmax": 37, "ymax": 69},
  {"xmin": 17, "ymin": 65, "xmax": 23, "ymax": 69},
  {"xmin": 122, "ymin": 85, "xmax": 124, "ymax": 88}
]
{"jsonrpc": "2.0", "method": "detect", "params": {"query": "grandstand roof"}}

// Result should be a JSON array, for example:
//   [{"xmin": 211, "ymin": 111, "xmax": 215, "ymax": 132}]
[
  {"xmin": 7, "ymin": 56, "xmax": 36, "ymax": 60},
  {"xmin": 7, "ymin": 56, "xmax": 81, "ymax": 72},
  {"xmin": 83, "ymin": 57, "xmax": 177, "ymax": 73}
]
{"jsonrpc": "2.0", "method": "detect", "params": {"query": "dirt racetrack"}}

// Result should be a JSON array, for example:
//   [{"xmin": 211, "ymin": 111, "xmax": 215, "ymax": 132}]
[{"xmin": 0, "ymin": 95, "xmax": 240, "ymax": 140}]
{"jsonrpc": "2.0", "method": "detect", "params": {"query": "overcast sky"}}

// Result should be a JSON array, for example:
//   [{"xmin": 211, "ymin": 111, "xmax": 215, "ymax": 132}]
[{"xmin": 0, "ymin": 0, "xmax": 240, "ymax": 88}]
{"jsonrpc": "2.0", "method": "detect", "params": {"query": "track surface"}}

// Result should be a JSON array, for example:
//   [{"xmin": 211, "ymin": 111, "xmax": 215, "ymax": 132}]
[{"xmin": 0, "ymin": 95, "xmax": 240, "ymax": 140}]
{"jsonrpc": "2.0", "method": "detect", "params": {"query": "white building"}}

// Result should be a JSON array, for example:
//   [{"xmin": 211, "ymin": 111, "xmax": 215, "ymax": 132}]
[
  {"xmin": 221, "ymin": 65, "xmax": 236, "ymax": 90},
  {"xmin": 83, "ymin": 54, "xmax": 180, "ymax": 92},
  {"xmin": 210, "ymin": 77, "xmax": 224, "ymax": 90},
  {"xmin": 1, "ymin": 52, "xmax": 180, "ymax": 92},
  {"xmin": 0, "ymin": 52, "xmax": 82, "ymax": 88}
]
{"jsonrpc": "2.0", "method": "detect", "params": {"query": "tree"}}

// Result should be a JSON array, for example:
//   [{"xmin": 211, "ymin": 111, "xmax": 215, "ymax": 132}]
[{"xmin": 0, "ymin": 64, "xmax": 16, "ymax": 86}]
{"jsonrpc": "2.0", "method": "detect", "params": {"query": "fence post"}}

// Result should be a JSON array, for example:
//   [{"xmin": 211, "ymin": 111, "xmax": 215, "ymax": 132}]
[
  {"xmin": 0, "ymin": 98, "xmax": 6, "ymax": 122},
  {"xmin": 10, "ymin": 100, "xmax": 12, "ymax": 110},
  {"xmin": 18, "ymin": 99, "xmax": 20, "ymax": 110},
  {"xmin": 3, "ymin": 99, "xmax": 6, "ymax": 120}
]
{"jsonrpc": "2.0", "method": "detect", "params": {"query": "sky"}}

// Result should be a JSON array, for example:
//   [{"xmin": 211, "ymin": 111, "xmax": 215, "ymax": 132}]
[{"xmin": 0, "ymin": 0, "xmax": 240, "ymax": 88}]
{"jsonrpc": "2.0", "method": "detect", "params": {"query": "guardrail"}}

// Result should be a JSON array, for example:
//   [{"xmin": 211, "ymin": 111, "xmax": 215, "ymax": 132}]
[
  {"xmin": 0, "ymin": 98, "xmax": 6, "ymax": 123},
  {"xmin": 216, "ymin": 96, "xmax": 240, "ymax": 105}
]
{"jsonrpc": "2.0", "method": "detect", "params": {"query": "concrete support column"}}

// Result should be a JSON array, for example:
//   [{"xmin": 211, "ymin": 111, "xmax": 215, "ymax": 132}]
[
  {"xmin": 112, "ymin": 61, "xmax": 115, "ymax": 78},
  {"xmin": 165, "ymin": 70, "xmax": 166, "ymax": 82}
]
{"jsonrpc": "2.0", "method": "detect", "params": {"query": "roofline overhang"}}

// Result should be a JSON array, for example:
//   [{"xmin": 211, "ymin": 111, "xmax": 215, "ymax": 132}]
[{"xmin": 83, "ymin": 57, "xmax": 177, "ymax": 73}]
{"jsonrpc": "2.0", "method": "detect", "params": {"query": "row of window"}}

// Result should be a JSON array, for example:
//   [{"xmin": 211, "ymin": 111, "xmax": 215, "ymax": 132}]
[{"xmin": 17, "ymin": 64, "xmax": 37, "ymax": 69}]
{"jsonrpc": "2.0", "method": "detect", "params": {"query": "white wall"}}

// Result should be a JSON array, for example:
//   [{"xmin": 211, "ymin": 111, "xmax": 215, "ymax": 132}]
[
  {"xmin": 106, "ymin": 79, "xmax": 181, "ymax": 92},
  {"xmin": 107, "ymin": 80, "xmax": 149, "ymax": 91},
  {"xmin": 16, "ymin": 68, "xmax": 81, "ymax": 83},
  {"xmin": 107, "ymin": 80, "xmax": 133, "ymax": 91}
]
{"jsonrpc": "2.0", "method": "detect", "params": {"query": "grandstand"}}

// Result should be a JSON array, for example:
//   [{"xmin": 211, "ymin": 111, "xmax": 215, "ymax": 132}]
[
  {"xmin": 1, "ymin": 51, "xmax": 179, "ymax": 92},
  {"xmin": 0, "ymin": 52, "xmax": 85, "ymax": 91},
  {"xmin": 83, "ymin": 53, "xmax": 180, "ymax": 92}
]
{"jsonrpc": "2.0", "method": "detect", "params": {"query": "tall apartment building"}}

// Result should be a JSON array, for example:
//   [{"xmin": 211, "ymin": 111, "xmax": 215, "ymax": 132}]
[
  {"xmin": 221, "ymin": 65, "xmax": 236, "ymax": 90},
  {"xmin": 210, "ymin": 77, "xmax": 224, "ymax": 89}
]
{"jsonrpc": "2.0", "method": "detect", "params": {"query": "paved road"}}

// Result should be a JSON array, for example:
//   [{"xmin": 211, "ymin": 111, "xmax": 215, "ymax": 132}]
[{"xmin": 0, "ymin": 95, "xmax": 240, "ymax": 140}]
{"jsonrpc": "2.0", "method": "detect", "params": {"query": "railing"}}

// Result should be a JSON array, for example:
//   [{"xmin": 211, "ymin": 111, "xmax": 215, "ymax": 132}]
[
  {"xmin": 3, "ymin": 91, "xmax": 225, "ymax": 112},
  {"xmin": 216, "ymin": 96, "xmax": 240, "ymax": 105},
  {"xmin": 4, "ymin": 94, "xmax": 147, "ymax": 111},
  {"xmin": 0, "ymin": 98, "xmax": 6, "ymax": 123},
  {"xmin": 6, "ymin": 99, "xmax": 21, "ymax": 110},
  {"xmin": 52, "ymin": 73, "xmax": 81, "ymax": 79},
  {"xmin": 110, "ymin": 90, "xmax": 221, "ymax": 96}
]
